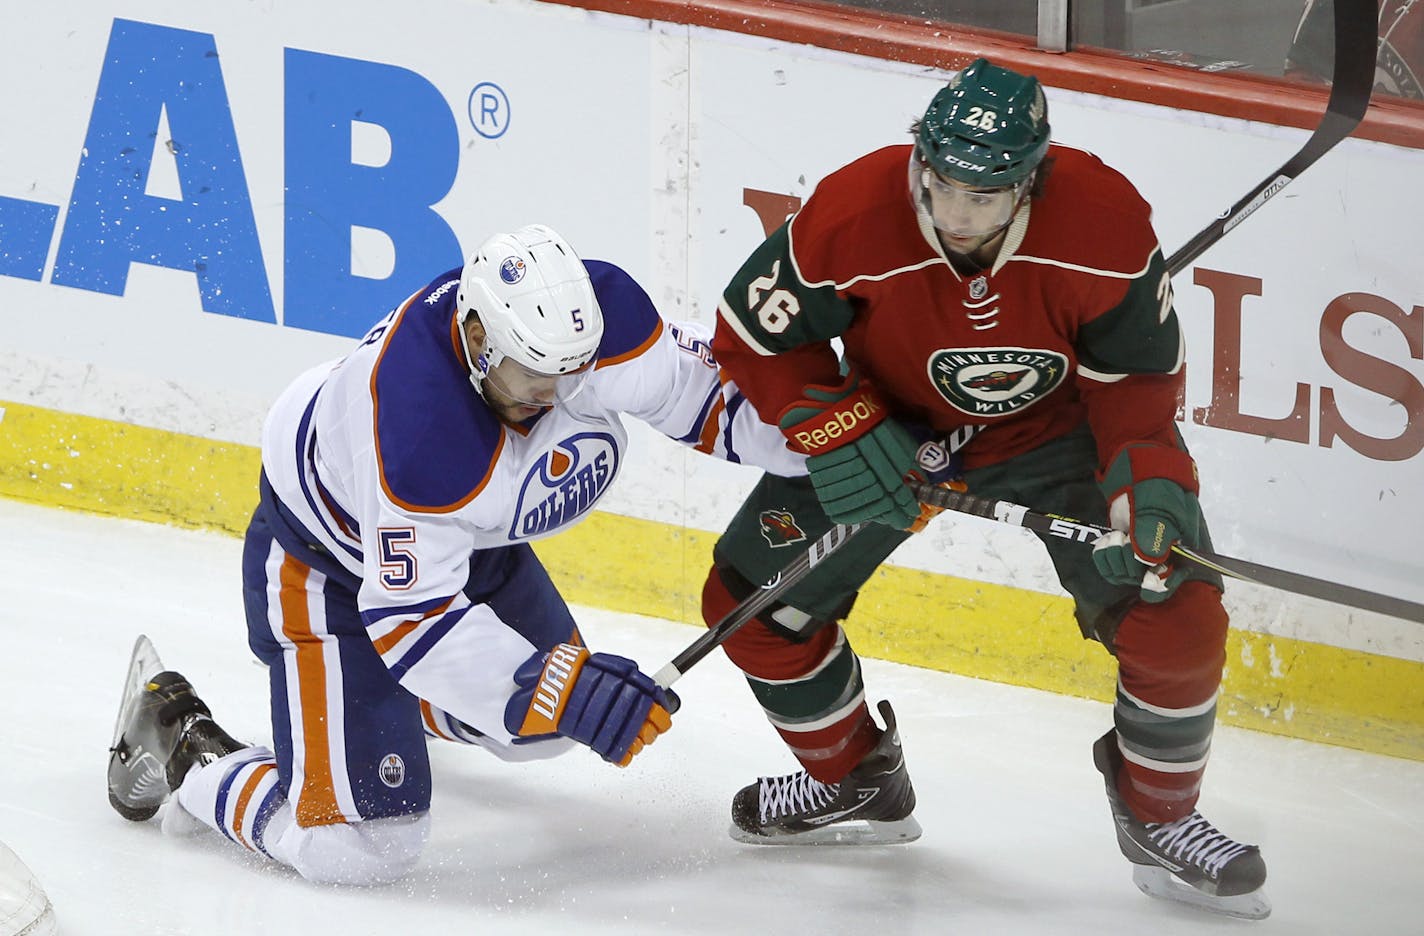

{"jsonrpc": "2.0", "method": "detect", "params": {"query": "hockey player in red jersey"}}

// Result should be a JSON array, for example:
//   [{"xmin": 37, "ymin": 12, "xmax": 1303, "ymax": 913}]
[{"xmin": 700, "ymin": 58, "xmax": 1270, "ymax": 918}]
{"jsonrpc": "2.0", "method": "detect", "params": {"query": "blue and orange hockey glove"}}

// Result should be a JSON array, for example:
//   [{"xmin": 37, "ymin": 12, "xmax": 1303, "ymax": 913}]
[
  {"xmin": 505, "ymin": 644, "xmax": 672, "ymax": 766},
  {"xmin": 904, "ymin": 437, "xmax": 968, "ymax": 534}
]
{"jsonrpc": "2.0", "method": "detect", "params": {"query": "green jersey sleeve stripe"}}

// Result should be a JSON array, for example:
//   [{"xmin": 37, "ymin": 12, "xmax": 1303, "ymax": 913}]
[{"xmin": 1078, "ymin": 331, "xmax": 1184, "ymax": 383}]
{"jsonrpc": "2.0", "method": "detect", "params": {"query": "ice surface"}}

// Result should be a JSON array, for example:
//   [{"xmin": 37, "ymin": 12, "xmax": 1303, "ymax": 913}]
[{"xmin": 1, "ymin": 498, "xmax": 1420, "ymax": 935}]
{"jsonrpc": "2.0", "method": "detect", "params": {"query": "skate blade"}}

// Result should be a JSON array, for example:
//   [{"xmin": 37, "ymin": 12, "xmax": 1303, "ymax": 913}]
[
  {"xmin": 729, "ymin": 815, "xmax": 923, "ymax": 846},
  {"xmin": 1132, "ymin": 865, "xmax": 1272, "ymax": 920},
  {"xmin": 0, "ymin": 843, "xmax": 58, "ymax": 936},
  {"xmin": 110, "ymin": 634, "xmax": 166, "ymax": 748}
]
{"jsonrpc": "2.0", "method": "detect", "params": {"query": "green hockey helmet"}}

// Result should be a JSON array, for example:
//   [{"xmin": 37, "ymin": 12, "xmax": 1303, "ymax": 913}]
[{"xmin": 915, "ymin": 58, "xmax": 1051, "ymax": 188}]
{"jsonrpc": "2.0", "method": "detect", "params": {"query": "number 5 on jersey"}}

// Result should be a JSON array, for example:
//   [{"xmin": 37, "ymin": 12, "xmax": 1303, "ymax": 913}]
[{"xmin": 378, "ymin": 527, "xmax": 418, "ymax": 590}]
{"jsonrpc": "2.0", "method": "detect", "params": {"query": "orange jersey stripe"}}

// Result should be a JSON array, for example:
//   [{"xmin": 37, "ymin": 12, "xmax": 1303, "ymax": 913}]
[
  {"xmin": 695, "ymin": 391, "xmax": 728, "ymax": 454},
  {"xmin": 278, "ymin": 555, "xmax": 345, "ymax": 827},
  {"xmin": 370, "ymin": 596, "xmax": 454, "ymax": 657},
  {"xmin": 595, "ymin": 321, "xmax": 660, "ymax": 369}
]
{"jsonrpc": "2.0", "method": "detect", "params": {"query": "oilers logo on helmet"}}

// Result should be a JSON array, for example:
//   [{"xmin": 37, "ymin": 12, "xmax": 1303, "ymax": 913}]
[
  {"xmin": 511, "ymin": 433, "xmax": 620, "ymax": 539},
  {"xmin": 499, "ymin": 256, "xmax": 526, "ymax": 284},
  {"xmin": 456, "ymin": 225, "xmax": 604, "ymax": 405}
]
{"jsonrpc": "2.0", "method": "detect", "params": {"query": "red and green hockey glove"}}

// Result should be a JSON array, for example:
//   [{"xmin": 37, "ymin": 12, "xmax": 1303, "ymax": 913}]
[
  {"xmin": 1092, "ymin": 442, "xmax": 1202, "ymax": 603},
  {"xmin": 778, "ymin": 372, "xmax": 921, "ymax": 530},
  {"xmin": 505, "ymin": 644, "xmax": 672, "ymax": 767}
]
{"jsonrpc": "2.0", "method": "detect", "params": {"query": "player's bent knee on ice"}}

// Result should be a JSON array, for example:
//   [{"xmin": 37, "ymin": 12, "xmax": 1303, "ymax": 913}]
[{"xmin": 267, "ymin": 813, "xmax": 431, "ymax": 886}]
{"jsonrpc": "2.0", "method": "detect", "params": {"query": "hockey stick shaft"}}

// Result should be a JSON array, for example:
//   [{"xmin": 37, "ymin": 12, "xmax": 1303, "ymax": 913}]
[
  {"xmin": 909, "ymin": 481, "xmax": 1424, "ymax": 624},
  {"xmin": 1164, "ymin": 0, "xmax": 1376, "ymax": 276},
  {"xmin": 652, "ymin": 521, "xmax": 868, "ymax": 691}
]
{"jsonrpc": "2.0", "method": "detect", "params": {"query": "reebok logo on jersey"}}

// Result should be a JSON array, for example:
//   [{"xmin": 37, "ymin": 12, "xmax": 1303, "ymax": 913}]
[
  {"xmin": 423, "ymin": 278, "xmax": 459, "ymax": 306},
  {"xmin": 928, "ymin": 347, "xmax": 1068, "ymax": 417}
]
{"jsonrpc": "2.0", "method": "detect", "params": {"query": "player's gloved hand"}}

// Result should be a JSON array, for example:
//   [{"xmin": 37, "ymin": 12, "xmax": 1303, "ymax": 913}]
[
  {"xmin": 778, "ymin": 371, "xmax": 921, "ymax": 529},
  {"xmin": 903, "ymin": 437, "xmax": 968, "ymax": 534},
  {"xmin": 505, "ymin": 644, "xmax": 672, "ymax": 766},
  {"xmin": 1092, "ymin": 442, "xmax": 1202, "ymax": 603}
]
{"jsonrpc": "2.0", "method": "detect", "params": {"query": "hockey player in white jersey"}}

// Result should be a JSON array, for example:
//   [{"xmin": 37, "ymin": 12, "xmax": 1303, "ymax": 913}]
[{"xmin": 106, "ymin": 224, "xmax": 804, "ymax": 884}]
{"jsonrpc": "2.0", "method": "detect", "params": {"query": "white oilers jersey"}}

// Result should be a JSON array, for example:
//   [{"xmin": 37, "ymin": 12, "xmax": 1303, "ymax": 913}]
[{"xmin": 261, "ymin": 260, "xmax": 803, "ymax": 744}]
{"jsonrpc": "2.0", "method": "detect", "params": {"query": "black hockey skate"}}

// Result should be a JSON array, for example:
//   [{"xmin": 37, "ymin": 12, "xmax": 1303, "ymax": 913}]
[
  {"xmin": 1093, "ymin": 729, "xmax": 1270, "ymax": 920},
  {"xmin": 730, "ymin": 700, "xmax": 921, "ymax": 846},
  {"xmin": 108, "ymin": 635, "xmax": 246, "ymax": 822}
]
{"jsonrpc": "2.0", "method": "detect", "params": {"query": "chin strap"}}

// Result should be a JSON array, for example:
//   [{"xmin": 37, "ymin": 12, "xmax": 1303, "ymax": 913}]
[{"xmin": 455, "ymin": 308, "xmax": 494, "ymax": 400}]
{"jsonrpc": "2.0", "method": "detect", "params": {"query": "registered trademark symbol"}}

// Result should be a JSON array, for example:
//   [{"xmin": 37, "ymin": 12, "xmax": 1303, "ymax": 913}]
[{"xmin": 467, "ymin": 82, "xmax": 510, "ymax": 139}]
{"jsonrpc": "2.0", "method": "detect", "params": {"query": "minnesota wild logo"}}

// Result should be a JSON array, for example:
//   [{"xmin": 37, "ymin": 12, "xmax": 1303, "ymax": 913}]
[
  {"xmin": 758, "ymin": 509, "xmax": 807, "ymax": 548},
  {"xmin": 928, "ymin": 347, "xmax": 1068, "ymax": 416}
]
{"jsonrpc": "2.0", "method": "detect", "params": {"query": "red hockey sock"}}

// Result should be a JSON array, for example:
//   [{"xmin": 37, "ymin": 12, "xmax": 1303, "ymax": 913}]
[{"xmin": 701, "ymin": 564, "xmax": 878, "ymax": 782}]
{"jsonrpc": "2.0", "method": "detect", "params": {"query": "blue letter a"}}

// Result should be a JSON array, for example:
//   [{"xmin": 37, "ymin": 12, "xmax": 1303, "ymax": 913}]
[{"xmin": 53, "ymin": 19, "xmax": 274, "ymax": 322}]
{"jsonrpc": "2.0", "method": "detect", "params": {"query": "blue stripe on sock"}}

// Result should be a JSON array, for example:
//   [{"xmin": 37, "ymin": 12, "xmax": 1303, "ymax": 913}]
[
  {"xmin": 249, "ymin": 783, "xmax": 286, "ymax": 859},
  {"xmin": 212, "ymin": 755, "xmax": 267, "ymax": 845}
]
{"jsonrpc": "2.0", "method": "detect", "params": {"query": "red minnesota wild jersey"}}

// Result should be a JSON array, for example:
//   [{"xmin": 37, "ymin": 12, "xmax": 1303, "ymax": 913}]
[{"xmin": 712, "ymin": 143, "xmax": 1186, "ymax": 470}]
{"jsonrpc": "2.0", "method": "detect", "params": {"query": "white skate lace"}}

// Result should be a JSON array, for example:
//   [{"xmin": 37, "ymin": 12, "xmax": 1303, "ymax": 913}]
[
  {"xmin": 1145, "ymin": 811, "xmax": 1250, "ymax": 875},
  {"xmin": 758, "ymin": 771, "xmax": 840, "ymax": 823}
]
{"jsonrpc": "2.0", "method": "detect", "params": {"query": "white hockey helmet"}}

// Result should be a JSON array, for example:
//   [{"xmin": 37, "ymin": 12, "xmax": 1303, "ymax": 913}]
[{"xmin": 455, "ymin": 224, "xmax": 603, "ymax": 407}]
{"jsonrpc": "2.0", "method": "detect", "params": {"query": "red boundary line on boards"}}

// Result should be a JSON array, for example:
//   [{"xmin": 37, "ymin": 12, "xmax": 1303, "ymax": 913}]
[{"xmin": 546, "ymin": 0, "xmax": 1424, "ymax": 150}]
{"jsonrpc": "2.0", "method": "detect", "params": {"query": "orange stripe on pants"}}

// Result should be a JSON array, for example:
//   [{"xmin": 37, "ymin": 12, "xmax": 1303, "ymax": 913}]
[{"xmin": 278, "ymin": 554, "xmax": 345, "ymax": 827}]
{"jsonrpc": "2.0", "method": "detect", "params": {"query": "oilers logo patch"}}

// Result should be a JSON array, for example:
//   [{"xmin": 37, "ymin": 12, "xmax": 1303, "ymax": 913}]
[
  {"xmin": 379, "ymin": 753, "xmax": 406, "ymax": 788},
  {"xmin": 759, "ymin": 509, "xmax": 807, "ymax": 548},
  {"xmin": 500, "ymin": 256, "xmax": 526, "ymax": 284},
  {"xmin": 927, "ymin": 347, "xmax": 1068, "ymax": 417},
  {"xmin": 511, "ymin": 433, "xmax": 619, "ymax": 540}
]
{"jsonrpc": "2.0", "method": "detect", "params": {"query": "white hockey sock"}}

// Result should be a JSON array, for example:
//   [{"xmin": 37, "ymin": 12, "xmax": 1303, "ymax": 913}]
[
  {"xmin": 173, "ymin": 746, "xmax": 286, "ymax": 858},
  {"xmin": 171, "ymin": 747, "xmax": 431, "ymax": 884}
]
